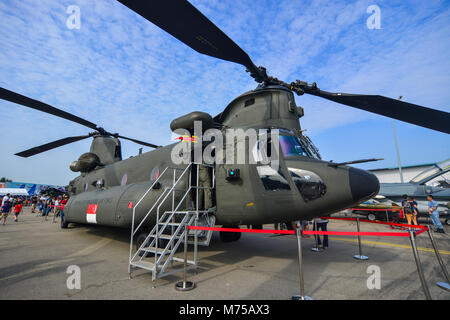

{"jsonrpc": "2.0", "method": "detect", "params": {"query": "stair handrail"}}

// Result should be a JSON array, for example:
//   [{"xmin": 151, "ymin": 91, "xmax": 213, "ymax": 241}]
[
  {"xmin": 129, "ymin": 162, "xmax": 216, "ymax": 278},
  {"xmin": 129, "ymin": 165, "xmax": 186, "ymax": 270},
  {"xmin": 154, "ymin": 163, "xmax": 193, "ymax": 265}
]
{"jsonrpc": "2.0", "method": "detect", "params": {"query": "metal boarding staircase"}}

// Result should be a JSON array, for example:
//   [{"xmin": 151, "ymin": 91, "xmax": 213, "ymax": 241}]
[{"xmin": 128, "ymin": 163, "xmax": 215, "ymax": 281}]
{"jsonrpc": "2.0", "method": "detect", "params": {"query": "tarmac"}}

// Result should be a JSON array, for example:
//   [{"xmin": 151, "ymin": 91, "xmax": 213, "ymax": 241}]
[{"xmin": 0, "ymin": 207, "xmax": 449, "ymax": 300}]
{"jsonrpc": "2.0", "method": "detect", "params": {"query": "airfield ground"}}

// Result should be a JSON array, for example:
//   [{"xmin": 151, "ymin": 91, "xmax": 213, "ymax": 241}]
[{"xmin": 0, "ymin": 207, "xmax": 449, "ymax": 300}]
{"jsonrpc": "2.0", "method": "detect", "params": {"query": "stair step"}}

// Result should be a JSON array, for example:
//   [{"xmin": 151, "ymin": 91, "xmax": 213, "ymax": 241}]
[
  {"xmin": 158, "ymin": 222, "xmax": 181, "ymax": 226},
  {"xmin": 130, "ymin": 260, "xmax": 157, "ymax": 271},
  {"xmin": 149, "ymin": 234, "xmax": 180, "ymax": 240},
  {"xmin": 171, "ymin": 256, "xmax": 196, "ymax": 264},
  {"xmin": 139, "ymin": 246, "xmax": 173, "ymax": 254}
]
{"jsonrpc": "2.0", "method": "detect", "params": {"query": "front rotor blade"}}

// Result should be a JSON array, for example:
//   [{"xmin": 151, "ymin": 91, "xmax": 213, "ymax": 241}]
[
  {"xmin": 0, "ymin": 87, "xmax": 98, "ymax": 130},
  {"xmin": 117, "ymin": 135, "xmax": 160, "ymax": 149},
  {"xmin": 307, "ymin": 89, "xmax": 450, "ymax": 134},
  {"xmin": 15, "ymin": 135, "xmax": 92, "ymax": 158},
  {"xmin": 117, "ymin": 0, "xmax": 265, "ymax": 81}
]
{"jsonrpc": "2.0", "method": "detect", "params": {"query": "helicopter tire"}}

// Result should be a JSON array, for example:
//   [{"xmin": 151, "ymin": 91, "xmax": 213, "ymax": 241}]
[
  {"xmin": 220, "ymin": 226, "xmax": 241, "ymax": 242},
  {"xmin": 445, "ymin": 219, "xmax": 449, "ymax": 226},
  {"xmin": 284, "ymin": 221, "xmax": 294, "ymax": 230},
  {"xmin": 367, "ymin": 213, "xmax": 376, "ymax": 221}
]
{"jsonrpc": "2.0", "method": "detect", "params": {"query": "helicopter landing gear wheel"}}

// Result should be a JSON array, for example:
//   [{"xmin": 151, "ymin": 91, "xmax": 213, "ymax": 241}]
[
  {"xmin": 284, "ymin": 221, "xmax": 295, "ymax": 230},
  {"xmin": 445, "ymin": 218, "xmax": 449, "ymax": 226},
  {"xmin": 220, "ymin": 226, "xmax": 241, "ymax": 242},
  {"xmin": 367, "ymin": 213, "xmax": 376, "ymax": 221}
]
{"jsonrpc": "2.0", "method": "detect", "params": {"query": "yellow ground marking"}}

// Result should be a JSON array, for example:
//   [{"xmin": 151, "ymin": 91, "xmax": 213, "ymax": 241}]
[{"xmin": 329, "ymin": 237, "xmax": 450, "ymax": 255}]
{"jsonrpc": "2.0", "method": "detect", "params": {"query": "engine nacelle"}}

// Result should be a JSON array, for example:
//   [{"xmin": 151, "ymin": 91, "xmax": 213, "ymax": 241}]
[
  {"xmin": 170, "ymin": 111, "xmax": 213, "ymax": 134},
  {"xmin": 70, "ymin": 152, "xmax": 101, "ymax": 173}
]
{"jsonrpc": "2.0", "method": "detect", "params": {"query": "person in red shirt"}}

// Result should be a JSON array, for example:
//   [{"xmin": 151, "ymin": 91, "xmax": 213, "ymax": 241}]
[
  {"xmin": 13, "ymin": 200, "xmax": 23, "ymax": 222},
  {"xmin": 59, "ymin": 195, "xmax": 68, "ymax": 225}
]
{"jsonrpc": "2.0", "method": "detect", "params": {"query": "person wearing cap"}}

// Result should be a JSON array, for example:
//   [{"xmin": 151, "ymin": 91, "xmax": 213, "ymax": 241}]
[{"xmin": 59, "ymin": 195, "xmax": 68, "ymax": 225}]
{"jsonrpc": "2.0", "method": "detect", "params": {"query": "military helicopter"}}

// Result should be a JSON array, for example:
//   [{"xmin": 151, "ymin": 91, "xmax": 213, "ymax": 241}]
[{"xmin": 1, "ymin": 0, "xmax": 449, "ymax": 246}]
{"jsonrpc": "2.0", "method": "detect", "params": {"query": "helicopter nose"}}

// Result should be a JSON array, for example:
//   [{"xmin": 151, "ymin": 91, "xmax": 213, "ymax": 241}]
[{"xmin": 349, "ymin": 167, "xmax": 380, "ymax": 202}]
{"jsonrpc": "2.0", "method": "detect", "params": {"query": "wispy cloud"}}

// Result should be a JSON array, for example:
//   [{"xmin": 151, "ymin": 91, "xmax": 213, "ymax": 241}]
[{"xmin": 0, "ymin": 0, "xmax": 448, "ymax": 184}]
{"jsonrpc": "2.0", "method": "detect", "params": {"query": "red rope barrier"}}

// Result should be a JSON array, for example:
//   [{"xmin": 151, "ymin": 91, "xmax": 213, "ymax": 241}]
[
  {"xmin": 188, "ymin": 216, "xmax": 428, "ymax": 238},
  {"xmin": 303, "ymin": 230, "xmax": 410, "ymax": 237},
  {"xmin": 188, "ymin": 226, "xmax": 427, "ymax": 237},
  {"xmin": 189, "ymin": 226, "xmax": 295, "ymax": 235},
  {"xmin": 323, "ymin": 216, "xmax": 427, "ymax": 230}
]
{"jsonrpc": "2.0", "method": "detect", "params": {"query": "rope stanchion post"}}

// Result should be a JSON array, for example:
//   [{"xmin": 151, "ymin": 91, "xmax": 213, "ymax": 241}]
[
  {"xmin": 409, "ymin": 230, "xmax": 432, "ymax": 300},
  {"xmin": 175, "ymin": 226, "xmax": 196, "ymax": 291},
  {"xmin": 426, "ymin": 225, "xmax": 450, "ymax": 292},
  {"xmin": 292, "ymin": 225, "xmax": 312, "ymax": 300},
  {"xmin": 311, "ymin": 219, "xmax": 323, "ymax": 252},
  {"xmin": 353, "ymin": 216, "xmax": 368, "ymax": 260}
]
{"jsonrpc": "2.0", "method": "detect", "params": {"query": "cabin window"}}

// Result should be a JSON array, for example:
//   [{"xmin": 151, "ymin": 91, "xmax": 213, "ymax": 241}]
[
  {"xmin": 121, "ymin": 174, "xmax": 128, "ymax": 186},
  {"xmin": 257, "ymin": 165, "xmax": 291, "ymax": 191},
  {"xmin": 115, "ymin": 145, "xmax": 122, "ymax": 158},
  {"xmin": 288, "ymin": 168, "xmax": 326, "ymax": 202},
  {"xmin": 150, "ymin": 167, "xmax": 160, "ymax": 182}
]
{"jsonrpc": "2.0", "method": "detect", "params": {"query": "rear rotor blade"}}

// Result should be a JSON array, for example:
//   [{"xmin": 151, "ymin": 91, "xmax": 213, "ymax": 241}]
[
  {"xmin": 117, "ymin": 135, "xmax": 160, "ymax": 149},
  {"xmin": 0, "ymin": 87, "xmax": 98, "ymax": 130},
  {"xmin": 15, "ymin": 135, "xmax": 92, "ymax": 158},
  {"xmin": 117, "ymin": 0, "xmax": 265, "ymax": 82}
]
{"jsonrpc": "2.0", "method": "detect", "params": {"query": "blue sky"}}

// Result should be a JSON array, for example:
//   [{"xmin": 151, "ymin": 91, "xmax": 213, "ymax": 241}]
[{"xmin": 0, "ymin": 0, "xmax": 449, "ymax": 185}]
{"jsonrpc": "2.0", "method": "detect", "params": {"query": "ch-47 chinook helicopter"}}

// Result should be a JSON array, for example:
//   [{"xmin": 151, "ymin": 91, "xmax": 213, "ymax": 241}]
[{"xmin": 1, "ymin": 0, "xmax": 449, "ymax": 254}]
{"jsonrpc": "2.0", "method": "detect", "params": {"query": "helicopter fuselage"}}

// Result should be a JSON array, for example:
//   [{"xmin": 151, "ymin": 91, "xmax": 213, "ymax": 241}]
[{"xmin": 63, "ymin": 87, "xmax": 380, "ymax": 229}]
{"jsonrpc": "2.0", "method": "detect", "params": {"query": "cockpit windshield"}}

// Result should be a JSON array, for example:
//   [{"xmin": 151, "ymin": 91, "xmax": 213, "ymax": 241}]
[
  {"xmin": 410, "ymin": 159, "xmax": 450, "ymax": 183},
  {"xmin": 279, "ymin": 134, "xmax": 307, "ymax": 157},
  {"xmin": 252, "ymin": 129, "xmax": 320, "ymax": 160}
]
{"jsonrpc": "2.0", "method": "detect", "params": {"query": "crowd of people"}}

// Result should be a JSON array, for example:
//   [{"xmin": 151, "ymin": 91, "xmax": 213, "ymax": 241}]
[
  {"xmin": 0, "ymin": 193, "xmax": 24, "ymax": 224},
  {"xmin": 0, "ymin": 193, "xmax": 68, "ymax": 225},
  {"xmin": 400, "ymin": 194, "xmax": 445, "ymax": 233}
]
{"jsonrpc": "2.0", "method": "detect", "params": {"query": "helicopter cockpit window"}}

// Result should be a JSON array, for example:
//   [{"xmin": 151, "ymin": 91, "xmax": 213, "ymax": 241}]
[
  {"xmin": 288, "ymin": 168, "xmax": 326, "ymax": 202},
  {"xmin": 257, "ymin": 165, "xmax": 291, "ymax": 191},
  {"xmin": 279, "ymin": 134, "xmax": 307, "ymax": 157}
]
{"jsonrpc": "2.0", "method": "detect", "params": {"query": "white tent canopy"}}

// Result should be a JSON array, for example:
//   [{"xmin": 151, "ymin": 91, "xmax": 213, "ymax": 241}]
[{"xmin": 0, "ymin": 188, "xmax": 29, "ymax": 196}]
